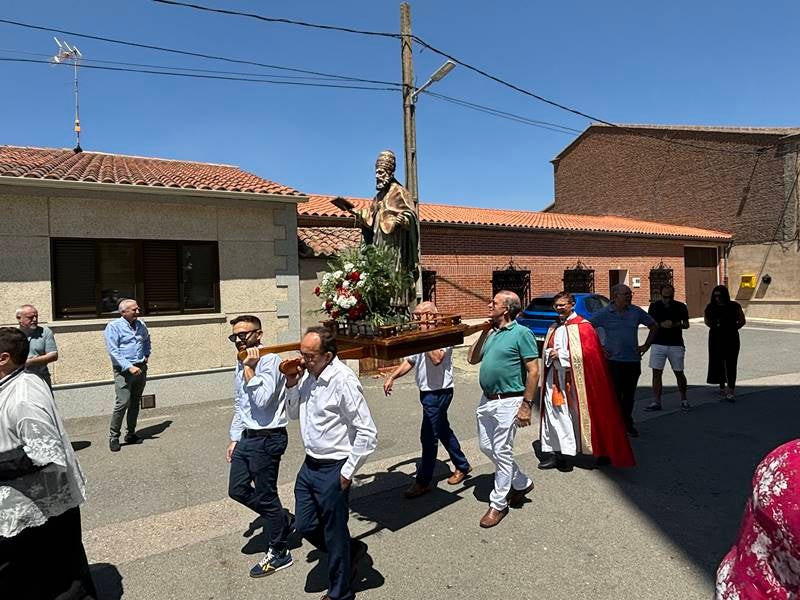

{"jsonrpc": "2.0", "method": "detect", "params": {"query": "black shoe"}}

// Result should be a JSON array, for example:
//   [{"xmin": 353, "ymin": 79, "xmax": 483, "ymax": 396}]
[
  {"xmin": 595, "ymin": 456, "xmax": 611, "ymax": 467},
  {"xmin": 349, "ymin": 540, "xmax": 367, "ymax": 585},
  {"xmin": 538, "ymin": 455, "xmax": 559, "ymax": 470},
  {"xmin": 124, "ymin": 433, "xmax": 142, "ymax": 444},
  {"xmin": 556, "ymin": 457, "xmax": 573, "ymax": 472},
  {"xmin": 626, "ymin": 426, "xmax": 640, "ymax": 438},
  {"xmin": 109, "ymin": 438, "xmax": 121, "ymax": 452}
]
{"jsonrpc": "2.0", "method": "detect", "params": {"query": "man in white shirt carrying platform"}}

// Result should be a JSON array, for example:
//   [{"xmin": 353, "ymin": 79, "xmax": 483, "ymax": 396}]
[
  {"xmin": 383, "ymin": 301, "xmax": 472, "ymax": 499},
  {"xmin": 284, "ymin": 326, "xmax": 378, "ymax": 600},
  {"xmin": 226, "ymin": 315, "xmax": 292, "ymax": 579}
]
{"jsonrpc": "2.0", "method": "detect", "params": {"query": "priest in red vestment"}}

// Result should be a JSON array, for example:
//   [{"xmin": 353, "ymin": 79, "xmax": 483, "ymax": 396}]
[{"xmin": 538, "ymin": 292, "xmax": 635, "ymax": 469}]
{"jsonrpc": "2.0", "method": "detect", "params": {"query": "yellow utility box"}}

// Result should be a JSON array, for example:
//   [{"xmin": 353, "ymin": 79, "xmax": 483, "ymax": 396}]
[{"xmin": 740, "ymin": 273, "xmax": 757, "ymax": 289}]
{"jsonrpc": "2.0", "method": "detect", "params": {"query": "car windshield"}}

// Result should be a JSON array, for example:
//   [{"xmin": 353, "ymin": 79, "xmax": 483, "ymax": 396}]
[
  {"xmin": 525, "ymin": 297, "xmax": 556, "ymax": 312},
  {"xmin": 584, "ymin": 295, "xmax": 610, "ymax": 313}
]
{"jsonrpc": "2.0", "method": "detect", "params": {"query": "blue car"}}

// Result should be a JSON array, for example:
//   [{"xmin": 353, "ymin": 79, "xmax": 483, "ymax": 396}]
[{"xmin": 516, "ymin": 292, "xmax": 610, "ymax": 345}]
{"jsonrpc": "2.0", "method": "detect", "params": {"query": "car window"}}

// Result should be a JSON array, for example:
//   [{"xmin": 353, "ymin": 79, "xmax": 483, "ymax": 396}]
[
  {"xmin": 525, "ymin": 297, "xmax": 556, "ymax": 312},
  {"xmin": 584, "ymin": 295, "xmax": 609, "ymax": 314}
]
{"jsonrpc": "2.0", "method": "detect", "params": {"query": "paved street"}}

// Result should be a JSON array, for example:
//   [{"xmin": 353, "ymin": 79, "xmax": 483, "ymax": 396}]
[{"xmin": 65, "ymin": 320, "xmax": 800, "ymax": 599}]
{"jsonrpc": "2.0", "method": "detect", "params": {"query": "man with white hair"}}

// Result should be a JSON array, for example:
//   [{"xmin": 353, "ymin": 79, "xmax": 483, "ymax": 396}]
[
  {"xmin": 15, "ymin": 304, "xmax": 58, "ymax": 389},
  {"xmin": 468, "ymin": 290, "xmax": 539, "ymax": 528},
  {"xmin": 104, "ymin": 298, "xmax": 151, "ymax": 452}
]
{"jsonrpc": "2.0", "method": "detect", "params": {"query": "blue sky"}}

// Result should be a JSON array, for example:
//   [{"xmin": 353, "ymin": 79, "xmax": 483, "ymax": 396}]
[{"xmin": 2, "ymin": 1, "xmax": 800, "ymax": 211}]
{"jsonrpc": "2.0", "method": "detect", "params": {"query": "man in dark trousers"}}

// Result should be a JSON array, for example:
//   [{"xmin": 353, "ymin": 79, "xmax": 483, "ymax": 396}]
[
  {"xmin": 285, "ymin": 326, "xmax": 378, "ymax": 600},
  {"xmin": 226, "ymin": 315, "xmax": 292, "ymax": 579},
  {"xmin": 590, "ymin": 284, "xmax": 658, "ymax": 437},
  {"xmin": 645, "ymin": 284, "xmax": 691, "ymax": 411}
]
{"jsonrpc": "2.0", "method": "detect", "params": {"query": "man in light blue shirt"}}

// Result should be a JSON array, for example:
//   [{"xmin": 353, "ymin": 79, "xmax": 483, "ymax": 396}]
[
  {"xmin": 590, "ymin": 284, "xmax": 657, "ymax": 437},
  {"xmin": 104, "ymin": 298, "xmax": 151, "ymax": 452},
  {"xmin": 225, "ymin": 315, "xmax": 292, "ymax": 580}
]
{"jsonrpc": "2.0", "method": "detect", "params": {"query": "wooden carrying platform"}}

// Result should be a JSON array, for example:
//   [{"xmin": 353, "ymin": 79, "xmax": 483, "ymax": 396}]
[{"xmin": 237, "ymin": 315, "xmax": 489, "ymax": 362}]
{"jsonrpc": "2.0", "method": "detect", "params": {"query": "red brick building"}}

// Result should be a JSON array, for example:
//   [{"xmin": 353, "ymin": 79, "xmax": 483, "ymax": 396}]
[
  {"xmin": 552, "ymin": 124, "xmax": 800, "ymax": 320},
  {"xmin": 297, "ymin": 195, "xmax": 730, "ymax": 324}
]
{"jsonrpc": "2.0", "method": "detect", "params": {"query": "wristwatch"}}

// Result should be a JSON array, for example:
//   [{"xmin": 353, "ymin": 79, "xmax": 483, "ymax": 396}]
[{"xmin": 522, "ymin": 399, "xmax": 534, "ymax": 408}]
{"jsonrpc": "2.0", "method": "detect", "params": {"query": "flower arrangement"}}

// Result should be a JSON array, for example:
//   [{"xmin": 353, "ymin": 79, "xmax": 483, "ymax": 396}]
[{"xmin": 314, "ymin": 244, "xmax": 414, "ymax": 329}]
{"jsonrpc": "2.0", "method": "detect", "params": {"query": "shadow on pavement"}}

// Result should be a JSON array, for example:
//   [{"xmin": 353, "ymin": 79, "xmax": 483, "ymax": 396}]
[
  {"xmin": 89, "ymin": 562, "xmax": 123, "ymax": 600},
  {"xmin": 601, "ymin": 384, "xmax": 800, "ymax": 578},
  {"xmin": 71, "ymin": 440, "xmax": 91, "ymax": 452},
  {"xmin": 134, "ymin": 420, "xmax": 173, "ymax": 441}
]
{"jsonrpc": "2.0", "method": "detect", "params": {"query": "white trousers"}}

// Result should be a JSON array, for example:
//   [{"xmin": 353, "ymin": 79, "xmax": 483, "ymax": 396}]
[
  {"xmin": 476, "ymin": 395, "xmax": 532, "ymax": 511},
  {"xmin": 540, "ymin": 367, "xmax": 578, "ymax": 456}
]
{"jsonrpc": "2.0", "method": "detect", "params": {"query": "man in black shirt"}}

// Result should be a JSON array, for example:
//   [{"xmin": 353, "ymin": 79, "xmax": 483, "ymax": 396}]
[{"xmin": 645, "ymin": 284, "xmax": 690, "ymax": 411}]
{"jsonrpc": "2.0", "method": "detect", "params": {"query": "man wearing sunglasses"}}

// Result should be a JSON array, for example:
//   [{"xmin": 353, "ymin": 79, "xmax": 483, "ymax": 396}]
[{"xmin": 226, "ymin": 315, "xmax": 292, "ymax": 580}]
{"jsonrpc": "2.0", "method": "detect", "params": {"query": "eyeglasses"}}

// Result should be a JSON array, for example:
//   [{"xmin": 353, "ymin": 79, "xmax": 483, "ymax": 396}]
[
  {"xmin": 553, "ymin": 303, "xmax": 571, "ymax": 309},
  {"xmin": 298, "ymin": 351, "xmax": 322, "ymax": 362},
  {"xmin": 228, "ymin": 329, "xmax": 259, "ymax": 343}
]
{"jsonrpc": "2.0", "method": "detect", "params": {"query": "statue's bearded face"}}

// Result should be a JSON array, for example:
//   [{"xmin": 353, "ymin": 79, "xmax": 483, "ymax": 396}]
[{"xmin": 375, "ymin": 165, "xmax": 392, "ymax": 190}]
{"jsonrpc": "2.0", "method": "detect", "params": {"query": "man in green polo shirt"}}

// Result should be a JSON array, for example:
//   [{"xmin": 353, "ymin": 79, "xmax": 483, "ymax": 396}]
[{"xmin": 468, "ymin": 290, "xmax": 539, "ymax": 528}]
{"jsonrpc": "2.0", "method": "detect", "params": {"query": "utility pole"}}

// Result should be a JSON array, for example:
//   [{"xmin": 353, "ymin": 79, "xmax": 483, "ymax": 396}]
[{"xmin": 400, "ymin": 2, "xmax": 418, "ymax": 207}]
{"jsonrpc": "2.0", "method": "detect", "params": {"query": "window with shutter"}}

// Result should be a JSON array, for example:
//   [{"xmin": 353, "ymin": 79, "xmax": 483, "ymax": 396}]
[
  {"xmin": 143, "ymin": 243, "xmax": 180, "ymax": 313},
  {"xmin": 52, "ymin": 239, "xmax": 97, "ymax": 318}
]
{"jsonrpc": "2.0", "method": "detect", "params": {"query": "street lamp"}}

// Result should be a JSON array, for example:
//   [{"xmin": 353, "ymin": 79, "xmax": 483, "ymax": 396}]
[{"xmin": 411, "ymin": 60, "xmax": 456, "ymax": 103}]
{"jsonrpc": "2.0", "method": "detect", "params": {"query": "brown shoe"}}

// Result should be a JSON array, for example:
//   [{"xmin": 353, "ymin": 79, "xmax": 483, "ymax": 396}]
[
  {"xmin": 404, "ymin": 482, "xmax": 432, "ymax": 499},
  {"xmin": 479, "ymin": 507, "xmax": 508, "ymax": 528},
  {"xmin": 507, "ymin": 481, "xmax": 535, "ymax": 506},
  {"xmin": 447, "ymin": 466, "xmax": 473, "ymax": 485}
]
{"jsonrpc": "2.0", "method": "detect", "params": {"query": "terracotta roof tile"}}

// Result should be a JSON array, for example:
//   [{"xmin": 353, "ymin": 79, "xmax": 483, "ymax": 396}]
[
  {"xmin": 298, "ymin": 226, "xmax": 362, "ymax": 257},
  {"xmin": 299, "ymin": 195, "xmax": 732, "ymax": 241},
  {"xmin": 0, "ymin": 145, "xmax": 302, "ymax": 197}
]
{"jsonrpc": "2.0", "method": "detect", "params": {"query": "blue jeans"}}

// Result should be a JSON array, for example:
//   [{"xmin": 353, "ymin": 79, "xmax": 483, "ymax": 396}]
[
  {"xmin": 294, "ymin": 457, "xmax": 354, "ymax": 600},
  {"xmin": 417, "ymin": 388, "xmax": 470, "ymax": 486},
  {"xmin": 228, "ymin": 429, "xmax": 289, "ymax": 554}
]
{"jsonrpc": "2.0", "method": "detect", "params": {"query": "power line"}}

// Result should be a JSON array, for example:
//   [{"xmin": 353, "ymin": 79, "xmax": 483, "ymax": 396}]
[
  {"xmin": 0, "ymin": 18, "xmax": 398, "ymax": 86},
  {"xmin": 0, "ymin": 47, "xmax": 394, "ymax": 83},
  {"xmin": 410, "ymin": 36, "xmax": 771, "ymax": 157},
  {"xmin": 422, "ymin": 91, "xmax": 582, "ymax": 135},
  {"xmin": 0, "ymin": 57, "xmax": 400, "ymax": 91},
  {"xmin": 143, "ymin": 2, "xmax": 773, "ymax": 156},
  {"xmin": 150, "ymin": 0, "xmax": 400, "ymax": 38}
]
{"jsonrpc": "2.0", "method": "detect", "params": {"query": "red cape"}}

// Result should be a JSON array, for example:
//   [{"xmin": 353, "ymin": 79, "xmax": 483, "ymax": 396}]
[{"xmin": 540, "ymin": 315, "xmax": 635, "ymax": 467}]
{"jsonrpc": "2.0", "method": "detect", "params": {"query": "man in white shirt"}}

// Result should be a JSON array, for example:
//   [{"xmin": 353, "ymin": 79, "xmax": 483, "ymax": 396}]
[
  {"xmin": 225, "ymin": 315, "xmax": 292, "ymax": 579},
  {"xmin": 383, "ymin": 302, "xmax": 471, "ymax": 498},
  {"xmin": 0, "ymin": 327, "xmax": 95, "ymax": 598},
  {"xmin": 284, "ymin": 326, "xmax": 378, "ymax": 600}
]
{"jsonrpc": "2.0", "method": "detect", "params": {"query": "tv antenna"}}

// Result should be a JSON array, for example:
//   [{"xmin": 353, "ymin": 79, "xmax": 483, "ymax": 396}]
[{"xmin": 51, "ymin": 38, "xmax": 83, "ymax": 153}]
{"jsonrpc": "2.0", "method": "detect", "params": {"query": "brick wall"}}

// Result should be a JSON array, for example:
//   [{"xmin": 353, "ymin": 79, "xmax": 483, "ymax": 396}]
[
  {"xmin": 553, "ymin": 128, "xmax": 793, "ymax": 245},
  {"xmin": 420, "ymin": 224, "xmax": 697, "ymax": 318}
]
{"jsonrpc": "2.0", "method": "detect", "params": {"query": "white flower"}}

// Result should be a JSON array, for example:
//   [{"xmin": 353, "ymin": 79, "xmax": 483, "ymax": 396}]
[
  {"xmin": 343, "ymin": 262, "xmax": 354, "ymax": 272},
  {"xmin": 322, "ymin": 273, "xmax": 331, "ymax": 284},
  {"xmin": 359, "ymin": 273, "xmax": 367, "ymax": 280},
  {"xmin": 355, "ymin": 280, "xmax": 365, "ymax": 288},
  {"xmin": 332, "ymin": 270, "xmax": 343, "ymax": 280},
  {"xmin": 342, "ymin": 280, "xmax": 351, "ymax": 289}
]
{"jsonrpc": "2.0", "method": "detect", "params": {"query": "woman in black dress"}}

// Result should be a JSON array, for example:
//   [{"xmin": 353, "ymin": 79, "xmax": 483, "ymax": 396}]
[{"xmin": 704, "ymin": 285, "xmax": 746, "ymax": 402}]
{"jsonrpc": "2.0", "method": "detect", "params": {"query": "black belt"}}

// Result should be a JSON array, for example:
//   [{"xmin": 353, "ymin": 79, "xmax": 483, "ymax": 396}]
[
  {"xmin": 484, "ymin": 391, "xmax": 525, "ymax": 400},
  {"xmin": 242, "ymin": 427, "xmax": 286, "ymax": 439},
  {"xmin": 305, "ymin": 455, "xmax": 345, "ymax": 467}
]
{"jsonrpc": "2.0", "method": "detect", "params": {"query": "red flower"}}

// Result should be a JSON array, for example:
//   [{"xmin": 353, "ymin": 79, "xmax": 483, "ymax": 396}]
[
  {"xmin": 347, "ymin": 307, "xmax": 360, "ymax": 320},
  {"xmin": 325, "ymin": 300, "xmax": 333, "ymax": 310},
  {"xmin": 349, "ymin": 271, "xmax": 361, "ymax": 282},
  {"xmin": 314, "ymin": 286, "xmax": 321, "ymax": 296},
  {"xmin": 330, "ymin": 309, "xmax": 340, "ymax": 318}
]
